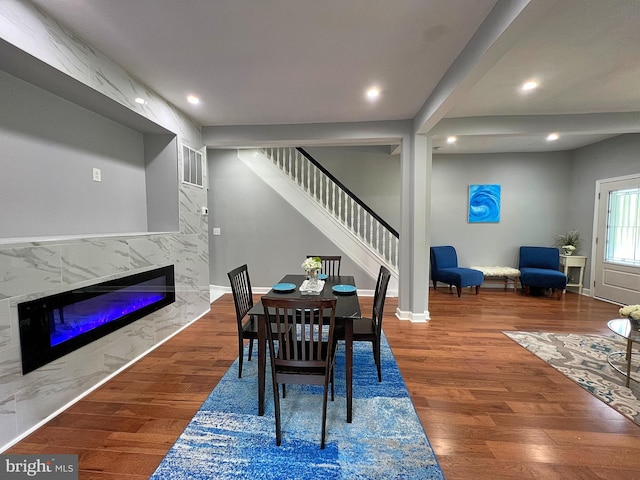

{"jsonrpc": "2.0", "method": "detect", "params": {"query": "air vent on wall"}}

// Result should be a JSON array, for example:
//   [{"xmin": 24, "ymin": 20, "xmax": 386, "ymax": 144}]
[{"xmin": 182, "ymin": 144, "xmax": 204, "ymax": 187}]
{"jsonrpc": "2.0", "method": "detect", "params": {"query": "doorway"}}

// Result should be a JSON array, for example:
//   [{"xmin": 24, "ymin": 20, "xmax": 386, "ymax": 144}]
[{"xmin": 593, "ymin": 173, "xmax": 640, "ymax": 304}]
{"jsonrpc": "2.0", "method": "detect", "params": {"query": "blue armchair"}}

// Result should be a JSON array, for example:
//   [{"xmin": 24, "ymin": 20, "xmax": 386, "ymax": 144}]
[
  {"xmin": 518, "ymin": 246, "xmax": 567, "ymax": 300},
  {"xmin": 430, "ymin": 246, "xmax": 483, "ymax": 297}
]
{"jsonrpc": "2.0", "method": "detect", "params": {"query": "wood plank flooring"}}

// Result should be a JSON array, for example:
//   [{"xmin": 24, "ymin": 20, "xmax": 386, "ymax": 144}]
[{"xmin": 6, "ymin": 288, "xmax": 640, "ymax": 479}]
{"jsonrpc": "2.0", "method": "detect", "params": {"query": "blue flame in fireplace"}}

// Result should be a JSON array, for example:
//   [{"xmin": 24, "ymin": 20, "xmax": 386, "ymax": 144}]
[{"xmin": 49, "ymin": 278, "xmax": 167, "ymax": 347}]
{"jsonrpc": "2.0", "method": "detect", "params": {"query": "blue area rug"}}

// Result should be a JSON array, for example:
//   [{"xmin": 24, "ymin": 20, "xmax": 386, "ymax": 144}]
[{"xmin": 150, "ymin": 333, "xmax": 444, "ymax": 479}]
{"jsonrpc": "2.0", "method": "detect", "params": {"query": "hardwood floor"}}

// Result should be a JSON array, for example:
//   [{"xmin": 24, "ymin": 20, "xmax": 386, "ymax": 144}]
[{"xmin": 6, "ymin": 288, "xmax": 640, "ymax": 479}]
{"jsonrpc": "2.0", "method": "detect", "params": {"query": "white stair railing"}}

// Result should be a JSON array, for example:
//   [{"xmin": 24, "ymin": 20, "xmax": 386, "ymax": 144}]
[{"xmin": 262, "ymin": 147, "xmax": 399, "ymax": 270}]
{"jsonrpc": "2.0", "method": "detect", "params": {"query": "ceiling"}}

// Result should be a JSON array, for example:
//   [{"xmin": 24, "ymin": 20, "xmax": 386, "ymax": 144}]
[{"xmin": 28, "ymin": 0, "xmax": 640, "ymax": 154}]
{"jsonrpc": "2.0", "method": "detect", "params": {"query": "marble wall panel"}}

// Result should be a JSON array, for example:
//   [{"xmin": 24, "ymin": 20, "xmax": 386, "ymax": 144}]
[
  {"xmin": 183, "ymin": 291, "xmax": 211, "ymax": 325},
  {"xmin": 15, "ymin": 358, "xmax": 106, "ymax": 436},
  {"xmin": 101, "ymin": 319, "xmax": 156, "ymax": 372},
  {"xmin": 170, "ymin": 234, "xmax": 199, "ymax": 259},
  {"xmin": 179, "ymin": 185, "xmax": 208, "ymax": 236},
  {"xmin": 0, "ymin": 394, "xmax": 17, "ymax": 448},
  {"xmin": 90, "ymin": 51, "xmax": 148, "ymax": 114},
  {"xmin": 173, "ymin": 246, "xmax": 205, "ymax": 291},
  {"xmin": 0, "ymin": 1, "xmax": 90, "ymax": 84},
  {"xmin": 0, "ymin": 300, "xmax": 10, "ymax": 350},
  {"xmin": 0, "ymin": 343, "xmax": 23, "ymax": 395},
  {"xmin": 0, "ymin": 246, "xmax": 62, "ymax": 299},
  {"xmin": 61, "ymin": 239, "xmax": 130, "ymax": 284},
  {"xmin": 128, "ymin": 236, "xmax": 172, "ymax": 269},
  {"xmin": 154, "ymin": 309, "xmax": 192, "ymax": 343},
  {"xmin": 180, "ymin": 211, "xmax": 201, "ymax": 236},
  {"xmin": 1, "ymin": 346, "xmax": 64, "ymax": 397}
]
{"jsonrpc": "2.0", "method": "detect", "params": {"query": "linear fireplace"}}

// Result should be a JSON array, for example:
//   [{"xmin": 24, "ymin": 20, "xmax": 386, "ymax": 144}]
[{"xmin": 18, "ymin": 265, "xmax": 175, "ymax": 374}]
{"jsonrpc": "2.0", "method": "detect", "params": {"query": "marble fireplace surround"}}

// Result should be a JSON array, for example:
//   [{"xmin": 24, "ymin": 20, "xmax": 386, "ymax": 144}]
[
  {"xmin": 17, "ymin": 264, "xmax": 176, "ymax": 375},
  {"xmin": 0, "ymin": 233, "xmax": 210, "ymax": 450},
  {"xmin": 0, "ymin": 1, "xmax": 210, "ymax": 449}
]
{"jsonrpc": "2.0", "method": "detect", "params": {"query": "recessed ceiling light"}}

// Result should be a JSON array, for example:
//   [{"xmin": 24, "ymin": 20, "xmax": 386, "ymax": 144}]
[
  {"xmin": 447, "ymin": 136, "xmax": 457, "ymax": 144},
  {"xmin": 187, "ymin": 95, "xmax": 200, "ymax": 105},
  {"xmin": 366, "ymin": 87, "xmax": 380, "ymax": 99},
  {"xmin": 134, "ymin": 97, "xmax": 146, "ymax": 104},
  {"xmin": 521, "ymin": 80, "xmax": 538, "ymax": 91},
  {"xmin": 547, "ymin": 133, "xmax": 559, "ymax": 141}
]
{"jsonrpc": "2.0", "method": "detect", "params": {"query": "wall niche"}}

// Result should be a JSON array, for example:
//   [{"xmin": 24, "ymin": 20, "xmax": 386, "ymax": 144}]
[{"xmin": 0, "ymin": 40, "xmax": 179, "ymax": 240}]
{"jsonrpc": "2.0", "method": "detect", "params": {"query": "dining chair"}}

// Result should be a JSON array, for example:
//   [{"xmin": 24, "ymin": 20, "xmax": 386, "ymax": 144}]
[
  {"xmin": 307, "ymin": 255, "xmax": 341, "ymax": 276},
  {"xmin": 348, "ymin": 265, "xmax": 391, "ymax": 382},
  {"xmin": 261, "ymin": 296, "xmax": 338, "ymax": 449},
  {"xmin": 227, "ymin": 264, "xmax": 259, "ymax": 378}
]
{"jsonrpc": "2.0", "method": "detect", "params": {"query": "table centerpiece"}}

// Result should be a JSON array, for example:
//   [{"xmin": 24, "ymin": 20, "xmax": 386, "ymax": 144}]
[{"xmin": 302, "ymin": 256, "xmax": 322, "ymax": 289}]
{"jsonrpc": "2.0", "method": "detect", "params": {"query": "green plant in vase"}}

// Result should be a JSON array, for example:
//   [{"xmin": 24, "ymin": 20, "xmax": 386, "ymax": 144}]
[{"xmin": 555, "ymin": 230, "xmax": 580, "ymax": 255}]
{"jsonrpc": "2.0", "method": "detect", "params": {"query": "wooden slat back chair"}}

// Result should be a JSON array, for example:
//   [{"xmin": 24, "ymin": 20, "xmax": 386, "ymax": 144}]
[
  {"xmin": 261, "ymin": 296, "xmax": 338, "ymax": 449},
  {"xmin": 351, "ymin": 265, "xmax": 391, "ymax": 382},
  {"xmin": 227, "ymin": 264, "xmax": 258, "ymax": 378},
  {"xmin": 307, "ymin": 255, "xmax": 342, "ymax": 276}
]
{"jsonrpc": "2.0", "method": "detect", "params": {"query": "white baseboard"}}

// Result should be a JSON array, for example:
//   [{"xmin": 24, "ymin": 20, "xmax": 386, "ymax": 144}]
[{"xmin": 395, "ymin": 307, "xmax": 429, "ymax": 323}]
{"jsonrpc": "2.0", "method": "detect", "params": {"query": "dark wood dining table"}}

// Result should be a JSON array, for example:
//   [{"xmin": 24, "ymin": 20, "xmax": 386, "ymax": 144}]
[{"xmin": 247, "ymin": 274, "xmax": 361, "ymax": 423}]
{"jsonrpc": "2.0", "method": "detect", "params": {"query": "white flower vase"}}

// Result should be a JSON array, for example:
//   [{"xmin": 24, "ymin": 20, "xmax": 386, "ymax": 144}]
[
  {"xmin": 307, "ymin": 270, "xmax": 319, "ymax": 289},
  {"xmin": 562, "ymin": 248, "xmax": 573, "ymax": 256}
]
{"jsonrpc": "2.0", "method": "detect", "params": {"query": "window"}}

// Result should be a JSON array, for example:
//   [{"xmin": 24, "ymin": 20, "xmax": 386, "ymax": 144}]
[
  {"xmin": 605, "ymin": 187, "xmax": 640, "ymax": 266},
  {"xmin": 182, "ymin": 144, "xmax": 204, "ymax": 187}
]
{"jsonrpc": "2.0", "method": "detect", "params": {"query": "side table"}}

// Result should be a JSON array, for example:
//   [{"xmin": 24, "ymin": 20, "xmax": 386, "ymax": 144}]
[{"xmin": 559, "ymin": 254, "xmax": 586, "ymax": 294}]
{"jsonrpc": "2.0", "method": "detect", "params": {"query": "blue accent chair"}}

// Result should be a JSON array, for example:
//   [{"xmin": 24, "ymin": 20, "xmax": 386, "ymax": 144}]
[
  {"xmin": 430, "ymin": 246, "xmax": 483, "ymax": 297},
  {"xmin": 518, "ymin": 246, "xmax": 567, "ymax": 300}
]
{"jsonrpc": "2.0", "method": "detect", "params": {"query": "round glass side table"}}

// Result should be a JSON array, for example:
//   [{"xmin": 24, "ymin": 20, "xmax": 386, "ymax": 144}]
[{"xmin": 607, "ymin": 318, "xmax": 640, "ymax": 388}]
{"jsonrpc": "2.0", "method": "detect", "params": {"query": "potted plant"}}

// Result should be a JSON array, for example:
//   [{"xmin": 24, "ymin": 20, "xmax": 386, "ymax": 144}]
[{"xmin": 555, "ymin": 230, "xmax": 580, "ymax": 256}]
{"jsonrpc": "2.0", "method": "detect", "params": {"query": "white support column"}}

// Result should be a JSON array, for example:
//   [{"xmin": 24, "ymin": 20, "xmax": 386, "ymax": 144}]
[{"xmin": 396, "ymin": 134, "xmax": 430, "ymax": 322}]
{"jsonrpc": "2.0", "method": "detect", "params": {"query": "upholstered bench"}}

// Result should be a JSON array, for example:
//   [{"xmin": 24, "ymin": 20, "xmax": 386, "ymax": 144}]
[{"xmin": 470, "ymin": 266, "xmax": 521, "ymax": 292}]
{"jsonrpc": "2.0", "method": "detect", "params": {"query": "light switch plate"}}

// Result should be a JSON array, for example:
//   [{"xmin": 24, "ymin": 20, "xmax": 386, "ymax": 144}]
[
  {"xmin": 92, "ymin": 168, "xmax": 101, "ymax": 182},
  {"xmin": 213, "ymin": 227, "xmax": 221, "ymax": 236}
]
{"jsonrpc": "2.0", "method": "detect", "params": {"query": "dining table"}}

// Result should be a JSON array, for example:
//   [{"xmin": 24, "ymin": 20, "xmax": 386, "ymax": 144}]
[{"xmin": 247, "ymin": 273, "xmax": 361, "ymax": 423}]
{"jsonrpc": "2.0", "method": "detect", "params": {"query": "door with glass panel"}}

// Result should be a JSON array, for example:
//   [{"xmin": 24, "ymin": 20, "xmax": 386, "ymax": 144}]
[{"xmin": 594, "ymin": 174, "xmax": 640, "ymax": 305}]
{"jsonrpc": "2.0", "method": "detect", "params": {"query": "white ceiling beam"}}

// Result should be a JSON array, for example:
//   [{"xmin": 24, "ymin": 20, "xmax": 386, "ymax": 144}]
[{"xmin": 413, "ymin": 0, "xmax": 543, "ymax": 135}]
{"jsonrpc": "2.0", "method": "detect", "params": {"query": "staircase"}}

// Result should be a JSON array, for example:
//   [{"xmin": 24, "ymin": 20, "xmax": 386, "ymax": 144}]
[{"xmin": 237, "ymin": 148, "xmax": 399, "ymax": 289}]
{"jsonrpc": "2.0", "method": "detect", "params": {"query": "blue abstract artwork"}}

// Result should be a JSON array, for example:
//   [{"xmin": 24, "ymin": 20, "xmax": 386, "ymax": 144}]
[{"xmin": 468, "ymin": 184, "xmax": 501, "ymax": 223}]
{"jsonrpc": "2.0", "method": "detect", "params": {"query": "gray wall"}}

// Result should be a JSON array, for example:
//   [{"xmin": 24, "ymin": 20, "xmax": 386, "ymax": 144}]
[
  {"xmin": 145, "ymin": 134, "xmax": 180, "ymax": 232},
  {"xmin": 207, "ymin": 149, "xmax": 372, "ymax": 289},
  {"xmin": 431, "ymin": 151, "xmax": 572, "ymax": 268},
  {"xmin": 304, "ymin": 146, "xmax": 401, "ymax": 231},
  {"xmin": 568, "ymin": 134, "xmax": 640, "ymax": 288},
  {"xmin": 209, "ymin": 136, "xmax": 640, "ymax": 296},
  {"xmin": 0, "ymin": 70, "xmax": 149, "ymax": 238}
]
